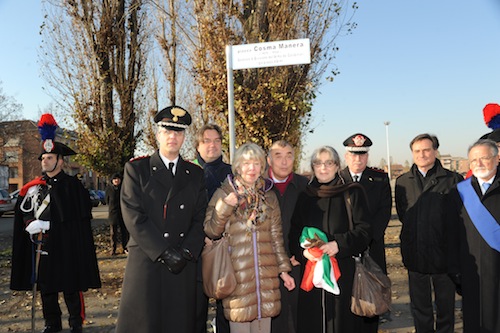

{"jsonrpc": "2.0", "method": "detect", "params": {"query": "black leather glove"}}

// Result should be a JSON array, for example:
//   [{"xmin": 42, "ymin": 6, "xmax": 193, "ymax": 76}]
[
  {"xmin": 159, "ymin": 246, "xmax": 186, "ymax": 274},
  {"xmin": 448, "ymin": 273, "xmax": 462, "ymax": 296},
  {"xmin": 180, "ymin": 247, "xmax": 194, "ymax": 261}
]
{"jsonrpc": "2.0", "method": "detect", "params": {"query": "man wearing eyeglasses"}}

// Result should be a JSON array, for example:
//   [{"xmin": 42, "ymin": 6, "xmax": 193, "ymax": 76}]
[
  {"xmin": 116, "ymin": 106, "xmax": 207, "ymax": 333},
  {"xmin": 447, "ymin": 139, "xmax": 500, "ymax": 332},
  {"xmin": 395, "ymin": 133, "xmax": 463, "ymax": 333},
  {"xmin": 192, "ymin": 124, "xmax": 232, "ymax": 333}
]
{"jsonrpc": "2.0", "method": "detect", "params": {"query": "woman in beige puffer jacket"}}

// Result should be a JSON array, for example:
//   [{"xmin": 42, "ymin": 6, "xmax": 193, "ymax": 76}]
[{"xmin": 204, "ymin": 143, "xmax": 295, "ymax": 333}]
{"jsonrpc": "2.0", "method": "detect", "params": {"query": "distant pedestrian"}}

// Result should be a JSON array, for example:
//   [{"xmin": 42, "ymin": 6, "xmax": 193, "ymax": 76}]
[{"xmin": 105, "ymin": 173, "xmax": 129, "ymax": 255}]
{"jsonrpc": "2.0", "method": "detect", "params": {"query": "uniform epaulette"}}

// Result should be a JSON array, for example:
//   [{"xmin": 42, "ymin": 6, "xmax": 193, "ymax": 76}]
[
  {"xmin": 368, "ymin": 166, "xmax": 387, "ymax": 174},
  {"xmin": 129, "ymin": 155, "xmax": 150, "ymax": 162},
  {"xmin": 20, "ymin": 177, "xmax": 46, "ymax": 197}
]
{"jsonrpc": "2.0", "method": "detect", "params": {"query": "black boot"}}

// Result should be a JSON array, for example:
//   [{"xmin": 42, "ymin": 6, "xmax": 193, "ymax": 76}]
[
  {"xmin": 41, "ymin": 324, "xmax": 62, "ymax": 333},
  {"xmin": 70, "ymin": 326, "xmax": 83, "ymax": 333}
]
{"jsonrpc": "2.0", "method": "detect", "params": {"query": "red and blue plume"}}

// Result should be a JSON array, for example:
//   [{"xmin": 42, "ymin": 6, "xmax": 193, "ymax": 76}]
[
  {"xmin": 38, "ymin": 113, "xmax": 58, "ymax": 141},
  {"xmin": 483, "ymin": 103, "xmax": 500, "ymax": 130}
]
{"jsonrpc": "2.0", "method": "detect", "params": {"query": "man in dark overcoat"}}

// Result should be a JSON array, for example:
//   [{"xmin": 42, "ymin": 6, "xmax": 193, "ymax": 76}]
[
  {"xmin": 395, "ymin": 133, "xmax": 463, "ymax": 333},
  {"xmin": 105, "ymin": 173, "xmax": 128, "ymax": 255},
  {"xmin": 10, "ymin": 113, "xmax": 101, "ymax": 333},
  {"xmin": 340, "ymin": 133, "xmax": 392, "ymax": 272},
  {"xmin": 192, "ymin": 123, "xmax": 232, "ymax": 333},
  {"xmin": 340, "ymin": 133, "xmax": 392, "ymax": 333},
  {"xmin": 448, "ymin": 139, "xmax": 500, "ymax": 332},
  {"xmin": 267, "ymin": 140, "xmax": 308, "ymax": 333},
  {"xmin": 115, "ymin": 106, "xmax": 207, "ymax": 333}
]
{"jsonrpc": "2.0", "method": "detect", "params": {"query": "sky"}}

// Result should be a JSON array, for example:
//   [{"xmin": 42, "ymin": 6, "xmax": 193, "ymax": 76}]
[{"xmin": 1, "ymin": 0, "xmax": 500, "ymax": 169}]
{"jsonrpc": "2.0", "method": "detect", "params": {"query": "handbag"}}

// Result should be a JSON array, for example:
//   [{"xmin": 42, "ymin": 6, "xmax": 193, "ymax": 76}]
[
  {"xmin": 344, "ymin": 191, "xmax": 392, "ymax": 317},
  {"xmin": 351, "ymin": 251, "xmax": 392, "ymax": 317},
  {"xmin": 201, "ymin": 225, "xmax": 236, "ymax": 299}
]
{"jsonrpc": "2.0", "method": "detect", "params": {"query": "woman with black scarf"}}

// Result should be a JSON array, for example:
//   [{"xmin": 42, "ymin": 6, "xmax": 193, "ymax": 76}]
[{"xmin": 289, "ymin": 145, "xmax": 372, "ymax": 333}]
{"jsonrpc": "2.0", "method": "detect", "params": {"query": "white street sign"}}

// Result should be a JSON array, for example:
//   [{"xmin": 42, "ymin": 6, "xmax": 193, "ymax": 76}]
[{"xmin": 231, "ymin": 38, "xmax": 310, "ymax": 70}]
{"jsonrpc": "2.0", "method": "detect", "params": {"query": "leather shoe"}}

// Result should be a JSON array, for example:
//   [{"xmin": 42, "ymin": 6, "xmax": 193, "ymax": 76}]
[
  {"xmin": 41, "ymin": 325, "xmax": 62, "ymax": 333},
  {"xmin": 70, "ymin": 326, "xmax": 83, "ymax": 333}
]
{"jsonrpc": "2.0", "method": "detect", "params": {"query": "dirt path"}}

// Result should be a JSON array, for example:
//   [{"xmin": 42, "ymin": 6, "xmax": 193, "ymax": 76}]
[{"xmin": 0, "ymin": 217, "xmax": 463, "ymax": 332}]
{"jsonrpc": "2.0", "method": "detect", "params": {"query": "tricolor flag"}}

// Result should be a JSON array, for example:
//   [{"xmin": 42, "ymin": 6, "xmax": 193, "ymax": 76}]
[{"xmin": 299, "ymin": 227, "xmax": 341, "ymax": 295}]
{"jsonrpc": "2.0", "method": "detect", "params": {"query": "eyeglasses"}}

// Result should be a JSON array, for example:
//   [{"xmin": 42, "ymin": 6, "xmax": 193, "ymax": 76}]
[
  {"xmin": 312, "ymin": 160, "xmax": 336, "ymax": 168},
  {"xmin": 469, "ymin": 156, "xmax": 495, "ymax": 165},
  {"xmin": 202, "ymin": 138, "xmax": 222, "ymax": 145}
]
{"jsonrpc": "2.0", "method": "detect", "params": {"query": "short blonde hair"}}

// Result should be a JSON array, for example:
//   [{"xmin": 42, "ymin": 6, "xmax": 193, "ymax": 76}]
[{"xmin": 232, "ymin": 142, "xmax": 267, "ymax": 176}]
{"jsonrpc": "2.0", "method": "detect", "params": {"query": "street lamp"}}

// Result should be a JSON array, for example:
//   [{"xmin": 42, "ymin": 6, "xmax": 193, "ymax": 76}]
[{"xmin": 384, "ymin": 121, "xmax": 391, "ymax": 179}]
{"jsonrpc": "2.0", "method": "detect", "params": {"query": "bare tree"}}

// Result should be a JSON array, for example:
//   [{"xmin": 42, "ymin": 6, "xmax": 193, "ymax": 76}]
[
  {"xmin": 0, "ymin": 81, "xmax": 23, "ymax": 121},
  {"xmin": 40, "ymin": 0, "xmax": 148, "ymax": 176},
  {"xmin": 191, "ymin": 0, "xmax": 358, "ymax": 157}
]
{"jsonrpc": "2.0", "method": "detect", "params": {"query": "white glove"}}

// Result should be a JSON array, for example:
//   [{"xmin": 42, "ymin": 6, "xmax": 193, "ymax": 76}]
[{"xmin": 25, "ymin": 220, "xmax": 50, "ymax": 235}]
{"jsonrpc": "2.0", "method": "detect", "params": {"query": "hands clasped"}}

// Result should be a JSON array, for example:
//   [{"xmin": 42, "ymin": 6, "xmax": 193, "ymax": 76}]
[{"xmin": 159, "ymin": 246, "xmax": 193, "ymax": 274}]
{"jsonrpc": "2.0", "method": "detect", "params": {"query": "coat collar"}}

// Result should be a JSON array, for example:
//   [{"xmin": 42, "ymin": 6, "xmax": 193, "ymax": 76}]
[
  {"xmin": 409, "ymin": 158, "xmax": 447, "ymax": 179},
  {"xmin": 150, "ymin": 151, "xmax": 190, "ymax": 202},
  {"xmin": 471, "ymin": 166, "xmax": 500, "ymax": 198}
]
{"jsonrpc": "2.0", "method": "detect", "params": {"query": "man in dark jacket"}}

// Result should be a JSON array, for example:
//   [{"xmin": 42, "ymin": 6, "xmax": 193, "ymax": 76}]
[
  {"xmin": 448, "ymin": 139, "xmax": 500, "ymax": 332},
  {"xmin": 340, "ymin": 133, "xmax": 392, "ymax": 333},
  {"xmin": 10, "ymin": 114, "xmax": 101, "ymax": 333},
  {"xmin": 267, "ymin": 140, "xmax": 308, "ymax": 333},
  {"xmin": 192, "ymin": 124, "xmax": 232, "ymax": 333},
  {"xmin": 105, "ymin": 173, "xmax": 129, "ymax": 255},
  {"xmin": 395, "ymin": 133, "xmax": 463, "ymax": 333},
  {"xmin": 115, "ymin": 106, "xmax": 207, "ymax": 333}
]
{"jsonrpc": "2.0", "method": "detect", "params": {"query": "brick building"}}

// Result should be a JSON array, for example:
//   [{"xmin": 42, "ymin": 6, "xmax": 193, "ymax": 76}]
[{"xmin": 0, "ymin": 119, "xmax": 100, "ymax": 192}]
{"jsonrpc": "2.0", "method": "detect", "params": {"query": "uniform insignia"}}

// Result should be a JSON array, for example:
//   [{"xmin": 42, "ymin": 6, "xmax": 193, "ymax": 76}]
[
  {"xmin": 129, "ymin": 155, "xmax": 149, "ymax": 162},
  {"xmin": 369, "ymin": 166, "xmax": 387, "ymax": 174},
  {"xmin": 353, "ymin": 135, "xmax": 366, "ymax": 147},
  {"xmin": 171, "ymin": 107, "xmax": 186, "ymax": 122}
]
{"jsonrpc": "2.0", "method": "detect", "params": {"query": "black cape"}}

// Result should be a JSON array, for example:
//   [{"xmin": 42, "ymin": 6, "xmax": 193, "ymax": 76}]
[{"xmin": 10, "ymin": 172, "xmax": 101, "ymax": 292}]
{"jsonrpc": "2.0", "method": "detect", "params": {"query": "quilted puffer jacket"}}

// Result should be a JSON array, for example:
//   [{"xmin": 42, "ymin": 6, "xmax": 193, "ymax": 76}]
[{"xmin": 204, "ymin": 178, "xmax": 291, "ymax": 322}]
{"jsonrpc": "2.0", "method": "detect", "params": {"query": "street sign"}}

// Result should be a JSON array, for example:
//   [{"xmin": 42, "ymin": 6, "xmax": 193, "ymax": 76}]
[{"xmin": 231, "ymin": 38, "xmax": 311, "ymax": 70}]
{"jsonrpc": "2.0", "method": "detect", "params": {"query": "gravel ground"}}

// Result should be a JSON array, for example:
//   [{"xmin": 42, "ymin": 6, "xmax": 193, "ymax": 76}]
[{"xmin": 0, "ymin": 212, "xmax": 463, "ymax": 332}]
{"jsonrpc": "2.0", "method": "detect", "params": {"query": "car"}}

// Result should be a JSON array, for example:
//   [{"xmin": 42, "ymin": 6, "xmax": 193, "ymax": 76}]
[
  {"xmin": 0, "ymin": 189, "xmax": 16, "ymax": 217},
  {"xmin": 89, "ymin": 190, "xmax": 100, "ymax": 207},
  {"xmin": 96, "ymin": 190, "xmax": 106, "ymax": 205}
]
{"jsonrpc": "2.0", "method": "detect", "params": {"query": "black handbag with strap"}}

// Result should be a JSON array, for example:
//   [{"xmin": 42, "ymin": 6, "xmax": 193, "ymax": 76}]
[{"xmin": 344, "ymin": 191, "xmax": 392, "ymax": 317}]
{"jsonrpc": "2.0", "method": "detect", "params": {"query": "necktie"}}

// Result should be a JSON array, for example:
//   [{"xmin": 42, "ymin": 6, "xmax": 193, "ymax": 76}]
[
  {"xmin": 353, "ymin": 175, "xmax": 359, "ymax": 182},
  {"xmin": 168, "ymin": 162, "xmax": 175, "ymax": 178},
  {"xmin": 482, "ymin": 182, "xmax": 490, "ymax": 194}
]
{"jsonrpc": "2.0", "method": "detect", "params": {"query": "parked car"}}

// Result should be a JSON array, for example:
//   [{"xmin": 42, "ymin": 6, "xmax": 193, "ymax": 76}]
[
  {"xmin": 96, "ymin": 190, "xmax": 106, "ymax": 205},
  {"xmin": 0, "ymin": 189, "xmax": 16, "ymax": 217},
  {"xmin": 89, "ymin": 190, "xmax": 100, "ymax": 207}
]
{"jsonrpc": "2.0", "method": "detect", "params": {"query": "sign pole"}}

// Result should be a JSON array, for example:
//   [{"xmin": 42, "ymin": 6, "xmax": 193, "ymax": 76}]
[{"xmin": 226, "ymin": 45, "xmax": 236, "ymax": 164}]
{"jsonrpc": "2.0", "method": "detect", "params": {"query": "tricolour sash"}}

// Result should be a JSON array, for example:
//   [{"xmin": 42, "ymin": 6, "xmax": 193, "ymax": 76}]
[{"xmin": 457, "ymin": 178, "xmax": 500, "ymax": 252}]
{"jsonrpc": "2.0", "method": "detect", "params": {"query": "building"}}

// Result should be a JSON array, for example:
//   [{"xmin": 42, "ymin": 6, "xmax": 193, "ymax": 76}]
[
  {"xmin": 439, "ymin": 154, "xmax": 470, "ymax": 176},
  {"xmin": 0, "ymin": 119, "xmax": 100, "ymax": 192}
]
